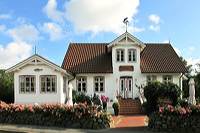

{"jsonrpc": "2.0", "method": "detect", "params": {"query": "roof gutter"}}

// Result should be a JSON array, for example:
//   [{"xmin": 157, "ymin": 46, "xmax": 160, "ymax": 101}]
[{"xmin": 68, "ymin": 74, "xmax": 76, "ymax": 84}]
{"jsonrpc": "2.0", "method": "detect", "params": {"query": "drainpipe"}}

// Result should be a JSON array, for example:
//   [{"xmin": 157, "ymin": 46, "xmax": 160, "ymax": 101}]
[
  {"xmin": 68, "ymin": 74, "xmax": 76, "ymax": 84},
  {"xmin": 179, "ymin": 73, "xmax": 184, "ymax": 99}
]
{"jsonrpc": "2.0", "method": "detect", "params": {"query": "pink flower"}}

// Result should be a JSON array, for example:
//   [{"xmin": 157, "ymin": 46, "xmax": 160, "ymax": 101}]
[
  {"xmin": 88, "ymin": 110, "xmax": 90, "ymax": 114},
  {"xmin": 43, "ymin": 109, "xmax": 46, "ymax": 112}
]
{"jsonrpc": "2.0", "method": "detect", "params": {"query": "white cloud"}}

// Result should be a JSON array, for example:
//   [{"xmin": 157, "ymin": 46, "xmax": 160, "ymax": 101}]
[
  {"xmin": 187, "ymin": 46, "xmax": 195, "ymax": 54},
  {"xmin": 64, "ymin": 0, "xmax": 142, "ymax": 34},
  {"xmin": 43, "ymin": 0, "xmax": 65, "ymax": 24},
  {"xmin": 7, "ymin": 25, "xmax": 42, "ymax": 42},
  {"xmin": 174, "ymin": 47, "xmax": 181, "ymax": 55},
  {"xmin": 0, "ymin": 24, "xmax": 42, "ymax": 69},
  {"xmin": 39, "ymin": 22, "xmax": 66, "ymax": 41},
  {"xmin": 0, "ymin": 14, "xmax": 12, "ymax": 19},
  {"xmin": 0, "ymin": 41, "xmax": 32, "ymax": 69},
  {"xmin": 149, "ymin": 14, "xmax": 161, "ymax": 24},
  {"xmin": 148, "ymin": 25, "xmax": 160, "ymax": 32},
  {"xmin": 163, "ymin": 40, "xmax": 169, "ymax": 43},
  {"xmin": 186, "ymin": 58, "xmax": 200, "ymax": 74},
  {"xmin": 0, "ymin": 25, "xmax": 6, "ymax": 32}
]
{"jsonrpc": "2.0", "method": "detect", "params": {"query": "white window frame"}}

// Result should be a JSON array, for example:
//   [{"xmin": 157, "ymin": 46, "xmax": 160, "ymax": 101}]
[
  {"xmin": 40, "ymin": 75, "xmax": 57, "ymax": 93},
  {"xmin": 116, "ymin": 49, "xmax": 125, "ymax": 62},
  {"xmin": 128, "ymin": 49, "xmax": 137, "ymax": 62},
  {"xmin": 163, "ymin": 75, "xmax": 173, "ymax": 83},
  {"xmin": 94, "ymin": 76, "xmax": 105, "ymax": 93},
  {"xmin": 146, "ymin": 75, "xmax": 157, "ymax": 83},
  {"xmin": 76, "ymin": 77, "xmax": 87, "ymax": 92},
  {"xmin": 19, "ymin": 75, "xmax": 35, "ymax": 93},
  {"xmin": 63, "ymin": 76, "xmax": 67, "ymax": 93}
]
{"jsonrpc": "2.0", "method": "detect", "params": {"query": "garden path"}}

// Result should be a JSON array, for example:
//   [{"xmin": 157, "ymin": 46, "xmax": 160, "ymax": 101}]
[{"xmin": 111, "ymin": 115, "xmax": 148, "ymax": 132}]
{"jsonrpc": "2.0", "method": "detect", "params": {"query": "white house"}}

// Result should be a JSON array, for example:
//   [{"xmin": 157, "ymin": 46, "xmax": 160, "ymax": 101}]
[
  {"xmin": 6, "ymin": 32, "xmax": 187, "ymax": 104},
  {"xmin": 6, "ymin": 55, "xmax": 73, "ymax": 104}
]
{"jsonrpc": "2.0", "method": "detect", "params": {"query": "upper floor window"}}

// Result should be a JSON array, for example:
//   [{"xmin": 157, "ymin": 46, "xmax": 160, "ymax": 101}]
[
  {"xmin": 116, "ymin": 49, "xmax": 124, "ymax": 62},
  {"xmin": 19, "ymin": 75, "xmax": 35, "ymax": 93},
  {"xmin": 128, "ymin": 49, "xmax": 136, "ymax": 62},
  {"xmin": 94, "ymin": 76, "xmax": 105, "ymax": 92},
  {"xmin": 40, "ymin": 75, "xmax": 56, "ymax": 93},
  {"xmin": 163, "ymin": 75, "xmax": 173, "ymax": 83},
  {"xmin": 146, "ymin": 75, "xmax": 157, "ymax": 83},
  {"xmin": 77, "ymin": 77, "xmax": 87, "ymax": 92}
]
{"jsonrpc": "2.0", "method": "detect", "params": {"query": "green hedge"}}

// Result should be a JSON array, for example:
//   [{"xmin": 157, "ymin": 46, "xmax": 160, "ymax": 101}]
[
  {"xmin": 148, "ymin": 105, "xmax": 200, "ymax": 132},
  {"xmin": 144, "ymin": 81, "xmax": 181, "ymax": 115},
  {"xmin": 0, "ymin": 101, "xmax": 113, "ymax": 129}
]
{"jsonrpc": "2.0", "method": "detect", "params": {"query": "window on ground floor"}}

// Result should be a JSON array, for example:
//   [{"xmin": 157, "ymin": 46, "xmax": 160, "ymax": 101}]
[
  {"xmin": 94, "ymin": 76, "xmax": 105, "ymax": 93},
  {"xmin": 40, "ymin": 75, "xmax": 57, "ymax": 93},
  {"xmin": 146, "ymin": 75, "xmax": 157, "ymax": 83},
  {"xmin": 63, "ymin": 76, "xmax": 67, "ymax": 93},
  {"xmin": 77, "ymin": 77, "xmax": 87, "ymax": 92},
  {"xmin": 163, "ymin": 75, "xmax": 173, "ymax": 83},
  {"xmin": 19, "ymin": 75, "xmax": 35, "ymax": 93}
]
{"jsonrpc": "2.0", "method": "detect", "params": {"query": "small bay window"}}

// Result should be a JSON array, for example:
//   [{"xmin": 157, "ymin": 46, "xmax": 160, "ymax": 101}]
[
  {"xmin": 40, "ymin": 75, "xmax": 56, "ymax": 93},
  {"xmin": 19, "ymin": 75, "xmax": 35, "ymax": 93}
]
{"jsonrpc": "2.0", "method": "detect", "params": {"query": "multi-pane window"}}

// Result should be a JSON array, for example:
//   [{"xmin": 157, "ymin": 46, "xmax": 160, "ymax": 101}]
[
  {"xmin": 19, "ymin": 75, "xmax": 35, "ymax": 93},
  {"xmin": 40, "ymin": 75, "xmax": 56, "ymax": 93},
  {"xmin": 163, "ymin": 75, "xmax": 173, "ymax": 83},
  {"xmin": 77, "ymin": 77, "xmax": 87, "ymax": 92},
  {"xmin": 128, "ymin": 49, "xmax": 136, "ymax": 62},
  {"xmin": 146, "ymin": 75, "xmax": 157, "ymax": 83},
  {"xmin": 63, "ymin": 77, "xmax": 67, "ymax": 93},
  {"xmin": 116, "ymin": 49, "xmax": 124, "ymax": 62},
  {"xmin": 94, "ymin": 77, "xmax": 104, "ymax": 92}
]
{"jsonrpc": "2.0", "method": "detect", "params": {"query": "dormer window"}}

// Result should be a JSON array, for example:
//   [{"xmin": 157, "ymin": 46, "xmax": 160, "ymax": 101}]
[
  {"xmin": 128, "ymin": 49, "xmax": 136, "ymax": 62},
  {"xmin": 116, "ymin": 49, "xmax": 124, "ymax": 62}
]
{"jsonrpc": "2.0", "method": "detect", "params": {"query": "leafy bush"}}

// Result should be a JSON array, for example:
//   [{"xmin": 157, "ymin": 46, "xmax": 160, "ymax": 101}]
[
  {"xmin": 178, "ymin": 98, "xmax": 188, "ymax": 107},
  {"xmin": 144, "ymin": 81, "xmax": 181, "ymax": 115},
  {"xmin": 112, "ymin": 102, "xmax": 120, "ymax": 109},
  {"xmin": 0, "ymin": 101, "xmax": 113, "ymax": 129},
  {"xmin": 72, "ymin": 91, "xmax": 92, "ymax": 105},
  {"xmin": 0, "ymin": 70, "xmax": 14, "ymax": 103},
  {"xmin": 158, "ymin": 104, "xmax": 200, "ymax": 115},
  {"xmin": 142, "ymin": 101, "xmax": 147, "ymax": 108}
]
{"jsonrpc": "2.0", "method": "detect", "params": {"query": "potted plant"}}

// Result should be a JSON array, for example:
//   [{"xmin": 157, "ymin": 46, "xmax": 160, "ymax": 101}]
[{"xmin": 112, "ymin": 102, "xmax": 120, "ymax": 116}]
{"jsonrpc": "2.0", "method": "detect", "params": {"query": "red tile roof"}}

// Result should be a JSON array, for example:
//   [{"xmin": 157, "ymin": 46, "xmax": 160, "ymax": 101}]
[
  {"xmin": 62, "ymin": 43, "xmax": 113, "ymax": 73},
  {"xmin": 62, "ymin": 43, "xmax": 187, "ymax": 74},
  {"xmin": 140, "ymin": 43, "xmax": 187, "ymax": 73}
]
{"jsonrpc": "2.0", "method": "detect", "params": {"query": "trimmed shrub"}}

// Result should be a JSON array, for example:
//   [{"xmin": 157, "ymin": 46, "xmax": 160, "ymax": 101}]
[
  {"xmin": 112, "ymin": 102, "xmax": 120, "ymax": 109},
  {"xmin": 0, "ymin": 101, "xmax": 113, "ymax": 129},
  {"xmin": 148, "ymin": 105, "xmax": 200, "ymax": 132}
]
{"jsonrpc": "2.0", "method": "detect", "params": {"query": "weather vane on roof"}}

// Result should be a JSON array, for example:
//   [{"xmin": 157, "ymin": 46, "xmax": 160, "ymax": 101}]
[{"xmin": 123, "ymin": 17, "xmax": 129, "ymax": 32}]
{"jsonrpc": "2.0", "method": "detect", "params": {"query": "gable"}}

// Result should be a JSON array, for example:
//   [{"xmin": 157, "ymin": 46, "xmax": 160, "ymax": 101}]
[
  {"xmin": 107, "ymin": 32, "xmax": 146, "ymax": 52},
  {"xmin": 6, "ymin": 54, "xmax": 73, "ymax": 77}
]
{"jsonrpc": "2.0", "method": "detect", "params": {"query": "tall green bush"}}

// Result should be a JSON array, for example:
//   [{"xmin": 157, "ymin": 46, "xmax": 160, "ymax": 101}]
[
  {"xmin": 0, "ymin": 70, "xmax": 14, "ymax": 103},
  {"xmin": 144, "ymin": 81, "xmax": 181, "ymax": 115},
  {"xmin": 72, "ymin": 90, "xmax": 92, "ymax": 105}
]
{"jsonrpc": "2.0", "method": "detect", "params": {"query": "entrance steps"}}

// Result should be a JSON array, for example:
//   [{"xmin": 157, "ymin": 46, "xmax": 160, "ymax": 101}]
[{"xmin": 119, "ymin": 98, "xmax": 143, "ymax": 115}]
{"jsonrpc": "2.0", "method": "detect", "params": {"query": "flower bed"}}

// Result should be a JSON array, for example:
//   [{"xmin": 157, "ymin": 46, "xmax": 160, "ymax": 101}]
[
  {"xmin": 0, "ymin": 101, "xmax": 113, "ymax": 129},
  {"xmin": 148, "ymin": 105, "xmax": 200, "ymax": 132}
]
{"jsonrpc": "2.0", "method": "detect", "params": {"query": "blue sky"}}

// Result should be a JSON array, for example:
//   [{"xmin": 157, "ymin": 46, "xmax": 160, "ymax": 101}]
[{"xmin": 0, "ymin": 0, "xmax": 200, "ymax": 71}]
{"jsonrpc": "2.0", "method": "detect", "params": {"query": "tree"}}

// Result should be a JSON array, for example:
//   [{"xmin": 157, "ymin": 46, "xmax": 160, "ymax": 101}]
[
  {"xmin": 0, "ymin": 70, "xmax": 14, "ymax": 103},
  {"xmin": 179, "ymin": 57, "xmax": 193, "ymax": 98}
]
